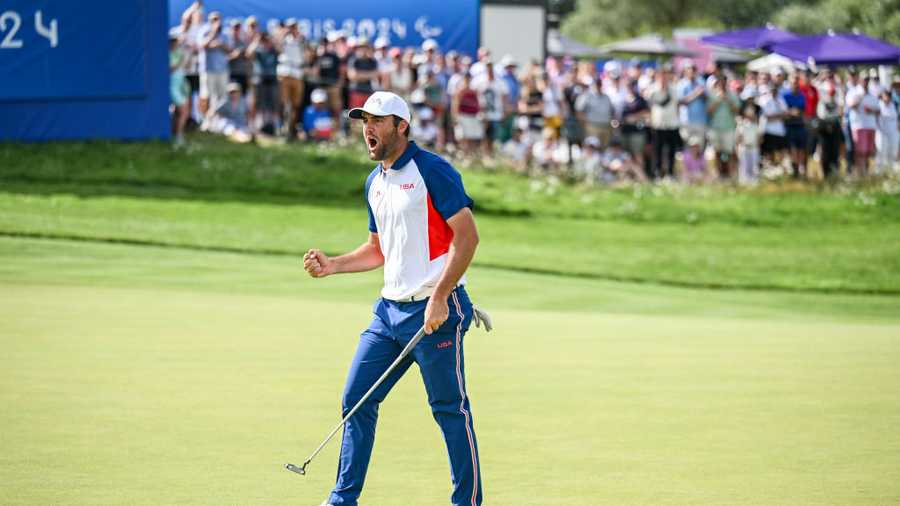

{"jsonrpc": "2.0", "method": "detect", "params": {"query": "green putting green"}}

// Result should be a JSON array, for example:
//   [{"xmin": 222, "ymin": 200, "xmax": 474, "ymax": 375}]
[{"xmin": 2, "ymin": 237, "xmax": 899, "ymax": 505}]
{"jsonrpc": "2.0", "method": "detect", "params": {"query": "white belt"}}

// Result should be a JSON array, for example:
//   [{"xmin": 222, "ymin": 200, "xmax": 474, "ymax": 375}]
[{"xmin": 390, "ymin": 285, "xmax": 461, "ymax": 303}]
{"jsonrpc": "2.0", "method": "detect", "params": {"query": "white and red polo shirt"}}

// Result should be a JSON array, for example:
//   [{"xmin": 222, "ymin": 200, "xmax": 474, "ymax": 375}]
[{"xmin": 365, "ymin": 141, "xmax": 473, "ymax": 301}]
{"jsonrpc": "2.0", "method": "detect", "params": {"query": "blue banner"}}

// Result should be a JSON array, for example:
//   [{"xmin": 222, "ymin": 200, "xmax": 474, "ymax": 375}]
[
  {"xmin": 0, "ymin": 0, "xmax": 148, "ymax": 102},
  {"xmin": 0, "ymin": 0, "xmax": 169, "ymax": 141},
  {"xmin": 168, "ymin": 0, "xmax": 479, "ymax": 56}
]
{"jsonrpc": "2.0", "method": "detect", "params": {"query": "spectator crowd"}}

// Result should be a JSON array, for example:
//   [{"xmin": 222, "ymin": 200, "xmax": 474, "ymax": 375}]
[{"xmin": 169, "ymin": 3, "xmax": 900, "ymax": 184}]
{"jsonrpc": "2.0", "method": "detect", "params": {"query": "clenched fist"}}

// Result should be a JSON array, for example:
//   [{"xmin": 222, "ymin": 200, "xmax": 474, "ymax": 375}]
[{"xmin": 303, "ymin": 249, "xmax": 335, "ymax": 278}]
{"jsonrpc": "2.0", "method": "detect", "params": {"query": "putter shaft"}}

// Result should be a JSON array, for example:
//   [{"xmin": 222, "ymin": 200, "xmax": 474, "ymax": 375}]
[{"xmin": 286, "ymin": 326, "xmax": 427, "ymax": 476}]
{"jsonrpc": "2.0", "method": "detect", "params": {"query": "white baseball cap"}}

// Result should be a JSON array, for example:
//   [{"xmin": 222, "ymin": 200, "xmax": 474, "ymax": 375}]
[
  {"xmin": 348, "ymin": 91, "xmax": 411, "ymax": 124},
  {"xmin": 499, "ymin": 54, "xmax": 517, "ymax": 67},
  {"xmin": 422, "ymin": 38, "xmax": 439, "ymax": 51},
  {"xmin": 310, "ymin": 88, "xmax": 327, "ymax": 103}
]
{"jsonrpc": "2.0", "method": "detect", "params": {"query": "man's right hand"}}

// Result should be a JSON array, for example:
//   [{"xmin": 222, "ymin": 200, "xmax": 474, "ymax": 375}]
[{"xmin": 303, "ymin": 249, "xmax": 336, "ymax": 278}]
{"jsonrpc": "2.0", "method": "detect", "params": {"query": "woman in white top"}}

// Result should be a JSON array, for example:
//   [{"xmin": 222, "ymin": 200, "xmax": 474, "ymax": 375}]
[
  {"xmin": 757, "ymin": 84, "xmax": 788, "ymax": 168},
  {"xmin": 876, "ymin": 89, "xmax": 899, "ymax": 173},
  {"xmin": 735, "ymin": 104, "xmax": 762, "ymax": 185},
  {"xmin": 384, "ymin": 48, "xmax": 414, "ymax": 99}
]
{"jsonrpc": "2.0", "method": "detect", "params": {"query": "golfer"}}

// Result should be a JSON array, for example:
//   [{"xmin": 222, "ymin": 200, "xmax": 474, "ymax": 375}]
[{"xmin": 303, "ymin": 91, "xmax": 483, "ymax": 506}]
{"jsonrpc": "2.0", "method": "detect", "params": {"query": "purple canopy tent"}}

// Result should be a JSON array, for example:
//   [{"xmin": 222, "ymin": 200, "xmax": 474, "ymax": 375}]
[
  {"xmin": 701, "ymin": 24, "xmax": 798, "ymax": 50},
  {"xmin": 768, "ymin": 32, "xmax": 900, "ymax": 66}
]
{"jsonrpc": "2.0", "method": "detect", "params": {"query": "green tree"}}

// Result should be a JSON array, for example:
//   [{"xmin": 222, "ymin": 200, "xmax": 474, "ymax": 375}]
[
  {"xmin": 562, "ymin": 0, "xmax": 900, "ymax": 46},
  {"xmin": 775, "ymin": 0, "xmax": 900, "ymax": 44},
  {"xmin": 561, "ymin": 0, "xmax": 706, "ymax": 45}
]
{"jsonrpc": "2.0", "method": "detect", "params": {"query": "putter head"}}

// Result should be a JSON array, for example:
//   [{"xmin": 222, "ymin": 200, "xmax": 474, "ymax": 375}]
[{"xmin": 285, "ymin": 462, "xmax": 307, "ymax": 475}]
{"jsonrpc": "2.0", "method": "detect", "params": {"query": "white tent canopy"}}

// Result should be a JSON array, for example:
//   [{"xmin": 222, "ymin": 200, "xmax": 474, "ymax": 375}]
[{"xmin": 747, "ymin": 53, "xmax": 807, "ymax": 73}]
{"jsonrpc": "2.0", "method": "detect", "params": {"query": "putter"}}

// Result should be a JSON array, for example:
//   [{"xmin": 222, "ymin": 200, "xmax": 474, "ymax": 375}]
[{"xmin": 285, "ymin": 326, "xmax": 427, "ymax": 476}]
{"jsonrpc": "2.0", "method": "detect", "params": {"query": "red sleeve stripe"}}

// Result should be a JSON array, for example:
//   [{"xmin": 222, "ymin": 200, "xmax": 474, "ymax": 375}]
[{"xmin": 426, "ymin": 192, "xmax": 454, "ymax": 261}]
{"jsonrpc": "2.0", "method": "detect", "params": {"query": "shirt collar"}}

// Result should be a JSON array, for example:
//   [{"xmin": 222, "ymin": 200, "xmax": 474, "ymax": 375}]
[{"xmin": 380, "ymin": 141, "xmax": 419, "ymax": 172}]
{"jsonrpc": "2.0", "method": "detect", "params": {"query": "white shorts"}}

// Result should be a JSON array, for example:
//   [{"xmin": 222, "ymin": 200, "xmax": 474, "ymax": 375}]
[
  {"xmin": 455, "ymin": 115, "xmax": 484, "ymax": 141},
  {"xmin": 200, "ymin": 72, "xmax": 229, "ymax": 103},
  {"xmin": 680, "ymin": 124, "xmax": 707, "ymax": 146},
  {"xmin": 708, "ymin": 129, "xmax": 735, "ymax": 153}
]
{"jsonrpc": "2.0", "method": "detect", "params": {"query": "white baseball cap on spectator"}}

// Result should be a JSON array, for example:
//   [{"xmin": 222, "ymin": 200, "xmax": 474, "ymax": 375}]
[
  {"xmin": 228, "ymin": 18, "xmax": 241, "ymax": 28},
  {"xmin": 410, "ymin": 88, "xmax": 427, "ymax": 105},
  {"xmin": 499, "ymin": 55, "xmax": 517, "ymax": 68},
  {"xmin": 422, "ymin": 38, "xmax": 439, "ymax": 51},
  {"xmin": 603, "ymin": 60, "xmax": 622, "ymax": 77},
  {"xmin": 266, "ymin": 19, "xmax": 280, "ymax": 33},
  {"xmin": 285, "ymin": 18, "xmax": 298, "ymax": 27},
  {"xmin": 418, "ymin": 107, "xmax": 434, "ymax": 121},
  {"xmin": 515, "ymin": 115, "xmax": 530, "ymax": 131},
  {"xmin": 311, "ymin": 88, "xmax": 328, "ymax": 103},
  {"xmin": 326, "ymin": 30, "xmax": 341, "ymax": 42},
  {"xmin": 584, "ymin": 136, "xmax": 601, "ymax": 148},
  {"xmin": 356, "ymin": 35, "xmax": 371, "ymax": 47},
  {"xmin": 346, "ymin": 36, "xmax": 358, "ymax": 47},
  {"xmin": 348, "ymin": 91, "xmax": 412, "ymax": 124},
  {"xmin": 374, "ymin": 37, "xmax": 390, "ymax": 49},
  {"xmin": 227, "ymin": 82, "xmax": 242, "ymax": 93}
]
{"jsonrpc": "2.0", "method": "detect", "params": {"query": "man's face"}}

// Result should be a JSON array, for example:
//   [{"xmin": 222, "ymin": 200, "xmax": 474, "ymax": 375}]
[{"xmin": 362, "ymin": 113, "xmax": 404, "ymax": 161}]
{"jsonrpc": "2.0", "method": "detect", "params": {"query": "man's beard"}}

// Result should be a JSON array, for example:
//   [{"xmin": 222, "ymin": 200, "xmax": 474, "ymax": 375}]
[{"xmin": 369, "ymin": 130, "xmax": 397, "ymax": 161}]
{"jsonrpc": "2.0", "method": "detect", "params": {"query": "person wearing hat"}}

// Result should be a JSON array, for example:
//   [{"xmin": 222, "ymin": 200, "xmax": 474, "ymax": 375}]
[
  {"xmin": 814, "ymin": 69, "xmax": 844, "ymax": 178},
  {"xmin": 168, "ymin": 27, "xmax": 190, "ymax": 146},
  {"xmin": 245, "ymin": 31, "xmax": 280, "ymax": 134},
  {"xmin": 373, "ymin": 37, "xmax": 391, "ymax": 81},
  {"xmin": 681, "ymin": 134, "xmax": 708, "ymax": 183},
  {"xmin": 198, "ymin": 11, "xmax": 233, "ymax": 128},
  {"xmin": 211, "ymin": 81, "xmax": 251, "ymax": 143},
  {"xmin": 383, "ymin": 47, "xmax": 414, "ymax": 98},
  {"xmin": 757, "ymin": 83, "xmax": 789, "ymax": 169},
  {"xmin": 313, "ymin": 36, "xmax": 344, "ymax": 120},
  {"xmin": 411, "ymin": 103, "xmax": 438, "ymax": 148},
  {"xmin": 646, "ymin": 64, "xmax": 681, "ymax": 179},
  {"xmin": 347, "ymin": 36, "xmax": 379, "ymax": 112},
  {"xmin": 275, "ymin": 18, "xmax": 305, "ymax": 140},
  {"xmin": 303, "ymin": 91, "xmax": 485, "ymax": 506},
  {"xmin": 875, "ymin": 87, "xmax": 898, "ymax": 173},
  {"xmin": 452, "ymin": 72, "xmax": 484, "ymax": 157},
  {"xmin": 677, "ymin": 60, "xmax": 708, "ymax": 152},
  {"xmin": 302, "ymin": 88, "xmax": 335, "ymax": 141},
  {"xmin": 846, "ymin": 74, "xmax": 880, "ymax": 175},
  {"xmin": 497, "ymin": 56, "xmax": 520, "ymax": 142},
  {"xmin": 226, "ymin": 19, "xmax": 251, "ymax": 96},
  {"xmin": 472, "ymin": 61, "xmax": 510, "ymax": 157},
  {"xmin": 176, "ymin": 2, "xmax": 204, "ymax": 120}
]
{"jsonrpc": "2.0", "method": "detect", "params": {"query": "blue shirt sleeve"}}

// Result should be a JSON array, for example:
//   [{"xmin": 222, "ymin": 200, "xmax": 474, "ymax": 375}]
[
  {"xmin": 364, "ymin": 169, "xmax": 378, "ymax": 233},
  {"xmin": 417, "ymin": 152, "xmax": 474, "ymax": 221}
]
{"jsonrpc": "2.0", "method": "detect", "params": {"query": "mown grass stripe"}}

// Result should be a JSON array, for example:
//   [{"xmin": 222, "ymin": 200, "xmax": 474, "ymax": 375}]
[{"xmin": 4, "ymin": 230, "xmax": 898, "ymax": 297}]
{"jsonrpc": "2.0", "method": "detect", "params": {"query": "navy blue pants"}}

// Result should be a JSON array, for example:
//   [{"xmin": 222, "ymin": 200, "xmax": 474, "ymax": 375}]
[{"xmin": 328, "ymin": 286, "xmax": 483, "ymax": 506}]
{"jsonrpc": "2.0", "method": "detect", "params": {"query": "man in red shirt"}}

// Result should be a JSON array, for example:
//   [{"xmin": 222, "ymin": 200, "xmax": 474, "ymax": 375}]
[{"xmin": 798, "ymin": 70, "xmax": 820, "ymax": 167}]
